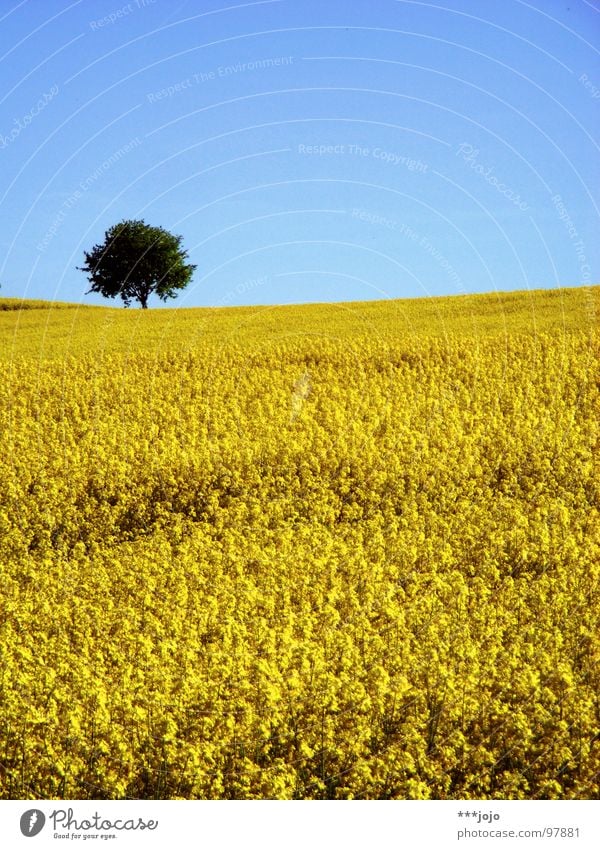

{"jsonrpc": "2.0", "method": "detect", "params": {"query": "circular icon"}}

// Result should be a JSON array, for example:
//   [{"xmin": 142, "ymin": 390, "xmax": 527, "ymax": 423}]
[{"xmin": 20, "ymin": 810, "xmax": 45, "ymax": 837}]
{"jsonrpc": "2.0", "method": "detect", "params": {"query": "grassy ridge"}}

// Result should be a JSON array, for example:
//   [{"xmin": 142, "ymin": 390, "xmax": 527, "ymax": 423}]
[
  {"xmin": 0, "ymin": 298, "xmax": 87, "ymax": 311},
  {"xmin": 1, "ymin": 285, "xmax": 597, "ymax": 360}
]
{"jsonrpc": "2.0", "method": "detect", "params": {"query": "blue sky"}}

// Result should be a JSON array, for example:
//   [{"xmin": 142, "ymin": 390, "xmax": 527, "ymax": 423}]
[{"xmin": 0, "ymin": 0, "xmax": 598, "ymax": 308}]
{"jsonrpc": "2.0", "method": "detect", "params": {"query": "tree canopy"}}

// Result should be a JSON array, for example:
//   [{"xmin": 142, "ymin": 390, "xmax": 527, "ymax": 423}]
[{"xmin": 78, "ymin": 219, "xmax": 196, "ymax": 308}]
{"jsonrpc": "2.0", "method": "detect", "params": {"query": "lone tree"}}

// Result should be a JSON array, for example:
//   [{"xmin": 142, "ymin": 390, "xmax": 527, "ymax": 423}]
[{"xmin": 79, "ymin": 219, "xmax": 196, "ymax": 308}]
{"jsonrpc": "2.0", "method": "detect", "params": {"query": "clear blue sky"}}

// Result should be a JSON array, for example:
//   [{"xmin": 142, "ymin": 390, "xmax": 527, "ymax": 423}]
[{"xmin": 0, "ymin": 0, "xmax": 598, "ymax": 308}]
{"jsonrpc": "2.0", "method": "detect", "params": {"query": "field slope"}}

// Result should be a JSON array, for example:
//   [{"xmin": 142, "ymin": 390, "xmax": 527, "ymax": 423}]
[{"xmin": 0, "ymin": 286, "xmax": 598, "ymax": 799}]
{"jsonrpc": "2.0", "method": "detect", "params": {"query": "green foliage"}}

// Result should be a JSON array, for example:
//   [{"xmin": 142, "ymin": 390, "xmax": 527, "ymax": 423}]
[{"xmin": 78, "ymin": 219, "xmax": 196, "ymax": 308}]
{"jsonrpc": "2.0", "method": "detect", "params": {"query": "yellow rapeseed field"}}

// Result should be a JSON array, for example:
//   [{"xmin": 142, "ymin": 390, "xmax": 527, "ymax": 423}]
[{"xmin": 0, "ymin": 286, "xmax": 598, "ymax": 799}]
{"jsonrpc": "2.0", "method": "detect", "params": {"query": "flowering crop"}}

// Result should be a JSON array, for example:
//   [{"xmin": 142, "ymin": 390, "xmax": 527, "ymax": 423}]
[{"xmin": 0, "ymin": 287, "xmax": 598, "ymax": 799}]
